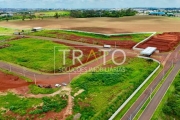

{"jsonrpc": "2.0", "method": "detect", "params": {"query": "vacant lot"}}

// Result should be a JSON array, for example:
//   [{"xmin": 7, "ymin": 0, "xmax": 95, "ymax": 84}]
[
  {"xmin": 0, "ymin": 92, "xmax": 67, "ymax": 120},
  {"xmin": 30, "ymin": 30, "xmax": 151, "ymax": 49},
  {"xmin": 70, "ymin": 58, "xmax": 159, "ymax": 120},
  {"xmin": 0, "ymin": 16, "xmax": 180, "ymax": 33},
  {"xmin": 0, "ymin": 37, "xmax": 73, "ymax": 72}
]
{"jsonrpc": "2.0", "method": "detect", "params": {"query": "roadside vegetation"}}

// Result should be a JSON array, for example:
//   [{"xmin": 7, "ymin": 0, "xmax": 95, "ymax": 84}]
[
  {"xmin": 28, "ymin": 84, "xmax": 60, "ymax": 94},
  {"xmin": 30, "ymin": 30, "xmax": 152, "ymax": 43},
  {"xmin": 0, "ymin": 37, "xmax": 72, "ymax": 72},
  {"xmin": 0, "ymin": 93, "xmax": 67, "ymax": 119},
  {"xmin": 151, "ymin": 71, "xmax": 180, "ymax": 120},
  {"xmin": 114, "ymin": 65, "xmax": 163, "ymax": 119},
  {"xmin": 70, "ymin": 58, "xmax": 159, "ymax": 120}
]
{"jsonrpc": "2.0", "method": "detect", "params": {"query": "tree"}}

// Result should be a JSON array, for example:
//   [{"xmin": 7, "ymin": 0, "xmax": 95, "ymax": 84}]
[
  {"xmin": 22, "ymin": 13, "xmax": 26, "ymax": 21},
  {"xmin": 5, "ymin": 14, "xmax": 9, "ymax": 22},
  {"xmin": 54, "ymin": 12, "xmax": 59, "ymax": 19}
]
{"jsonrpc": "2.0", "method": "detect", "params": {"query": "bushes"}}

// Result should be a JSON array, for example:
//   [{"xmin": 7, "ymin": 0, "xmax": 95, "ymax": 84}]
[
  {"xmin": 30, "ymin": 95, "xmax": 68, "ymax": 115},
  {"xmin": 29, "ymin": 85, "xmax": 59, "ymax": 94},
  {"xmin": 162, "ymin": 73, "xmax": 180, "ymax": 118}
]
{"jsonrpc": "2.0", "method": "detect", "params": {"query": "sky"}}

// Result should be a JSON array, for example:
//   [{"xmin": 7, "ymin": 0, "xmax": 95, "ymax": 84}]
[{"xmin": 0, "ymin": 0, "xmax": 180, "ymax": 8}]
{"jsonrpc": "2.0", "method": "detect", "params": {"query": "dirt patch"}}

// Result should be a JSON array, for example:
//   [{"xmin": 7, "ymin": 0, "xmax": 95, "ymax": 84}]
[
  {"xmin": 0, "ymin": 71, "xmax": 30, "ymax": 93},
  {"xmin": 137, "ymin": 32, "xmax": 180, "ymax": 52},
  {"xmin": 55, "ymin": 33, "xmax": 137, "ymax": 49}
]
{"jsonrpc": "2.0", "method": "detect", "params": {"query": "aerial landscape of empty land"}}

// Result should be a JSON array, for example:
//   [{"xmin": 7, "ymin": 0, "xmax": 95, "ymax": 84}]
[{"xmin": 0, "ymin": 0, "xmax": 180, "ymax": 120}]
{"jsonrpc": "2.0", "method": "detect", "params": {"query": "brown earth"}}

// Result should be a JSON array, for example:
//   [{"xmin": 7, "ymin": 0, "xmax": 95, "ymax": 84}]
[
  {"xmin": 56, "ymin": 32, "xmax": 137, "ymax": 49},
  {"xmin": 137, "ymin": 32, "xmax": 180, "ymax": 52},
  {"xmin": 1, "ymin": 16, "xmax": 180, "ymax": 33},
  {"xmin": 0, "ymin": 71, "xmax": 30, "ymax": 92}
]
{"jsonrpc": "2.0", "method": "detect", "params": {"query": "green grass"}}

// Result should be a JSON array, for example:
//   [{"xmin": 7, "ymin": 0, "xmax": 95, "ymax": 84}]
[
  {"xmin": 0, "ymin": 93, "xmax": 42, "ymax": 116},
  {"xmin": 0, "ymin": 35, "xmax": 12, "ymax": 40},
  {"xmin": 151, "ymin": 71, "xmax": 180, "ymax": 120},
  {"xmin": 70, "ymin": 58, "xmax": 159, "ymax": 120},
  {"xmin": 0, "ymin": 38, "xmax": 73, "ymax": 72},
  {"xmin": 29, "ymin": 84, "xmax": 60, "ymax": 94},
  {"xmin": 35, "ymin": 10, "xmax": 70, "ymax": 16},
  {"xmin": 30, "ymin": 30, "xmax": 152, "ymax": 43},
  {"xmin": 0, "ymin": 93, "xmax": 68, "ymax": 119},
  {"xmin": 0, "ymin": 27, "xmax": 16, "ymax": 34},
  {"xmin": 114, "ymin": 65, "xmax": 162, "ymax": 120}
]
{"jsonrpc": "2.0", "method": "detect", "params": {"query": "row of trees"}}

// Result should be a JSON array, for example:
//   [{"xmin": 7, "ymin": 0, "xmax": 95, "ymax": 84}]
[
  {"xmin": 70, "ymin": 9, "xmax": 137, "ymax": 18},
  {"xmin": 0, "ymin": 12, "xmax": 37, "ymax": 22}
]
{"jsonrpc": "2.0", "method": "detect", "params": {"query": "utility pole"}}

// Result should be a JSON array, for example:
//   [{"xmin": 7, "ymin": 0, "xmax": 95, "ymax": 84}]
[
  {"xmin": 69, "ymin": 73, "xmax": 71, "ymax": 82},
  {"xmin": 23, "ymin": 68, "xmax": 25, "ymax": 77},
  {"xmin": 34, "ymin": 74, "xmax": 37, "ymax": 85},
  {"xmin": 9, "ymin": 64, "xmax": 11, "ymax": 72}
]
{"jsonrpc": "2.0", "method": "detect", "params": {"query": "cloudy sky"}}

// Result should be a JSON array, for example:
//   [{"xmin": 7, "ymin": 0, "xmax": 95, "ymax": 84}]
[{"xmin": 0, "ymin": 0, "xmax": 179, "ymax": 8}]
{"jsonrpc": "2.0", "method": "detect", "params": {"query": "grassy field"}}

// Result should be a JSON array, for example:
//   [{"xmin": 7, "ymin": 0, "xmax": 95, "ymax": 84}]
[
  {"xmin": 35, "ymin": 10, "xmax": 70, "ymax": 17},
  {"xmin": 70, "ymin": 58, "xmax": 159, "ymax": 120},
  {"xmin": 30, "ymin": 30, "xmax": 151, "ymax": 43},
  {"xmin": 0, "ymin": 93, "xmax": 67, "ymax": 119},
  {"xmin": 0, "ymin": 37, "xmax": 72, "ymax": 72},
  {"xmin": 0, "ymin": 27, "xmax": 16, "ymax": 34},
  {"xmin": 151, "ymin": 71, "xmax": 180, "ymax": 120}
]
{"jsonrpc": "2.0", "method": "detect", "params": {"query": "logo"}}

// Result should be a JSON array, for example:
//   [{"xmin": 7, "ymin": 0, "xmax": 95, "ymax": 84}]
[{"xmin": 54, "ymin": 46, "xmax": 126, "ymax": 74}]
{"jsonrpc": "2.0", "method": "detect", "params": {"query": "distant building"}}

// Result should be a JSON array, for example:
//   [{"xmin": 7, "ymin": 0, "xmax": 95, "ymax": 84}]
[
  {"xmin": 174, "ymin": 13, "xmax": 180, "ymax": 17},
  {"xmin": 149, "ymin": 12, "xmax": 166, "ymax": 16}
]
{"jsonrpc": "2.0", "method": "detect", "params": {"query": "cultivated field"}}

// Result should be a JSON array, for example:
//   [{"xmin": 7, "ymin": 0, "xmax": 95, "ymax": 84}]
[{"xmin": 1, "ymin": 16, "xmax": 180, "ymax": 33}]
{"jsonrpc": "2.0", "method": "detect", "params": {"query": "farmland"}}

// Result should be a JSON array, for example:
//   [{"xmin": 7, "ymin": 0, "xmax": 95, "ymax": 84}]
[
  {"xmin": 35, "ymin": 10, "xmax": 70, "ymax": 17},
  {"xmin": 70, "ymin": 58, "xmax": 159, "ymax": 119},
  {"xmin": 1, "ymin": 16, "xmax": 180, "ymax": 33}
]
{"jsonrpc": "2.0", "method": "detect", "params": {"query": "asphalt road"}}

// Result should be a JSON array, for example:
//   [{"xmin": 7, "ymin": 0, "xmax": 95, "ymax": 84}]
[
  {"xmin": 139, "ymin": 58, "xmax": 180, "ymax": 120},
  {"xmin": 121, "ymin": 45, "xmax": 180, "ymax": 120}
]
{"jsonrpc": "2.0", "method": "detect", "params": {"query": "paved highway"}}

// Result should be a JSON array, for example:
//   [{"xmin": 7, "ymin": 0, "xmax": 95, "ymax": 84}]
[{"xmin": 121, "ymin": 45, "xmax": 180, "ymax": 120}]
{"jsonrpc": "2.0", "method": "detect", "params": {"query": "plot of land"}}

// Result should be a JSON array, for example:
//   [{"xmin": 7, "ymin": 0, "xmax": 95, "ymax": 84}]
[
  {"xmin": 137, "ymin": 32, "xmax": 180, "ymax": 52},
  {"xmin": 70, "ymin": 57, "xmax": 159, "ymax": 120},
  {"xmin": 1, "ymin": 16, "xmax": 180, "ymax": 33},
  {"xmin": 0, "ymin": 36, "xmax": 102, "ymax": 73},
  {"xmin": 30, "ymin": 30, "xmax": 151, "ymax": 49}
]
